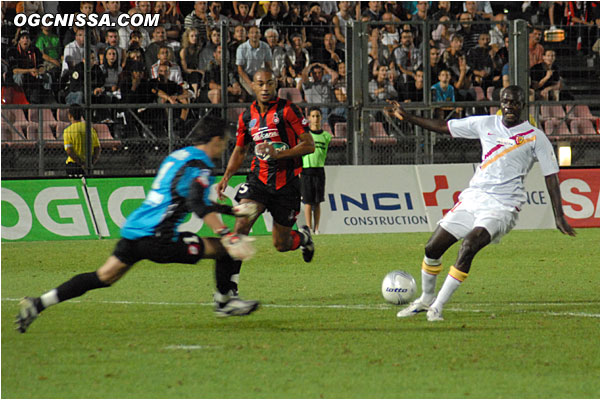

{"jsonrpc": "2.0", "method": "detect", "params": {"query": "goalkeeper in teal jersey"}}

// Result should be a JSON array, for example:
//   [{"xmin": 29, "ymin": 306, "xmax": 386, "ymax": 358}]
[{"xmin": 301, "ymin": 107, "xmax": 332, "ymax": 234}]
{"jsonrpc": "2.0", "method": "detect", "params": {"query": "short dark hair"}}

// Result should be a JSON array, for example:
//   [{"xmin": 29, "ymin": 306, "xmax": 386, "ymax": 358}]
[
  {"xmin": 69, "ymin": 104, "xmax": 84, "ymax": 121},
  {"xmin": 308, "ymin": 106, "xmax": 321, "ymax": 115},
  {"xmin": 501, "ymin": 85, "xmax": 525, "ymax": 102},
  {"xmin": 189, "ymin": 116, "xmax": 229, "ymax": 144}
]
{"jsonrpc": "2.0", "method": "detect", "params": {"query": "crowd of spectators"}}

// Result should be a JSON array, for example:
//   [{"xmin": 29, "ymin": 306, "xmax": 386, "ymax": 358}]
[{"xmin": 1, "ymin": 0, "xmax": 599, "ymax": 133}]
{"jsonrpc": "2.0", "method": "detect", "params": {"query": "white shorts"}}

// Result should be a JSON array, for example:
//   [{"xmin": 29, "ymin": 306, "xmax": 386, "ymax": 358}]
[{"xmin": 438, "ymin": 188, "xmax": 519, "ymax": 244}]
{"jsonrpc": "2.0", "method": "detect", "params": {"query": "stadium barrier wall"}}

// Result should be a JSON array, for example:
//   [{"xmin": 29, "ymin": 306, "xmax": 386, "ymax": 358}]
[{"xmin": 1, "ymin": 165, "xmax": 598, "ymax": 241}]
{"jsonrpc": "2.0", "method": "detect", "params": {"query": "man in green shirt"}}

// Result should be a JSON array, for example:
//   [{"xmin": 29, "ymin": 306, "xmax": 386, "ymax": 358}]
[
  {"xmin": 35, "ymin": 25, "xmax": 61, "ymax": 85},
  {"xmin": 301, "ymin": 107, "xmax": 332, "ymax": 234}
]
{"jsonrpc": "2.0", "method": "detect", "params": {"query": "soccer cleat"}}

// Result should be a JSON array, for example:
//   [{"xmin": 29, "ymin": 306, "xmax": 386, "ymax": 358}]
[
  {"xmin": 396, "ymin": 299, "xmax": 431, "ymax": 318},
  {"xmin": 214, "ymin": 297, "xmax": 260, "ymax": 317},
  {"xmin": 427, "ymin": 306, "xmax": 444, "ymax": 321},
  {"xmin": 300, "ymin": 225, "xmax": 314, "ymax": 263},
  {"xmin": 15, "ymin": 297, "xmax": 39, "ymax": 333}
]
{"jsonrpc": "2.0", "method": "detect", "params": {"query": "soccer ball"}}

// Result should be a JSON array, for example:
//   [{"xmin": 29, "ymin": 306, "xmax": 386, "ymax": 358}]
[{"xmin": 381, "ymin": 270, "xmax": 417, "ymax": 305}]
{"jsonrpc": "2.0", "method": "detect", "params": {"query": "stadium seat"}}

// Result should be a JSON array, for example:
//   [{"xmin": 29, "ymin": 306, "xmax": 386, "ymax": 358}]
[
  {"xmin": 277, "ymin": 88, "xmax": 303, "ymax": 103},
  {"xmin": 27, "ymin": 123, "xmax": 63, "ymax": 148},
  {"xmin": 369, "ymin": 122, "xmax": 397, "ymax": 145},
  {"xmin": 569, "ymin": 119, "xmax": 597, "ymax": 136},
  {"xmin": 540, "ymin": 105, "xmax": 566, "ymax": 122},
  {"xmin": 544, "ymin": 119, "xmax": 571, "ymax": 136},
  {"xmin": 565, "ymin": 105, "xmax": 594, "ymax": 122},
  {"xmin": 322, "ymin": 122, "xmax": 332, "ymax": 135},
  {"xmin": 93, "ymin": 123, "xmax": 121, "ymax": 149},
  {"xmin": 473, "ymin": 86, "xmax": 485, "ymax": 101},
  {"xmin": 331, "ymin": 122, "xmax": 347, "ymax": 147},
  {"xmin": 1, "ymin": 108, "xmax": 33, "ymax": 134},
  {"xmin": 28, "ymin": 109, "xmax": 69, "ymax": 134},
  {"xmin": 486, "ymin": 86, "xmax": 495, "ymax": 101},
  {"xmin": 489, "ymin": 106, "xmax": 499, "ymax": 115},
  {"xmin": 57, "ymin": 108, "xmax": 70, "ymax": 122}
]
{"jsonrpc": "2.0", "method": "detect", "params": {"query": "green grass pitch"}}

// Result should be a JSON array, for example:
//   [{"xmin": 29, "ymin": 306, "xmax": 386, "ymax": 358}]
[{"xmin": 2, "ymin": 229, "xmax": 599, "ymax": 398}]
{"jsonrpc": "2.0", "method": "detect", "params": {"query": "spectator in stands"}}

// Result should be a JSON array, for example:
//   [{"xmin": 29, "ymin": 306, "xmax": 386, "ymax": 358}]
[
  {"xmin": 464, "ymin": 0, "xmax": 492, "ymax": 21},
  {"xmin": 320, "ymin": 33, "xmax": 344, "ymax": 71},
  {"xmin": 118, "ymin": 61, "xmax": 156, "ymax": 136},
  {"xmin": 149, "ymin": 46, "xmax": 183, "ymax": 84},
  {"xmin": 428, "ymin": 47, "xmax": 446, "ymax": 86},
  {"xmin": 151, "ymin": 63, "xmax": 191, "ymax": 127},
  {"xmin": 489, "ymin": 14, "xmax": 507, "ymax": 52},
  {"xmin": 208, "ymin": 1, "xmax": 228, "ymax": 30},
  {"xmin": 367, "ymin": 26, "xmax": 394, "ymax": 78},
  {"xmin": 381, "ymin": 12, "xmax": 401, "ymax": 54},
  {"xmin": 384, "ymin": 1, "xmax": 411, "ymax": 21},
  {"xmin": 228, "ymin": 24, "xmax": 246, "ymax": 74},
  {"xmin": 443, "ymin": 34, "xmax": 475, "ymax": 102},
  {"xmin": 205, "ymin": 45, "xmax": 246, "ymax": 104},
  {"xmin": 62, "ymin": 27, "xmax": 88, "ymax": 76},
  {"xmin": 65, "ymin": 52, "xmax": 106, "ymax": 113},
  {"xmin": 100, "ymin": 47, "xmax": 122, "ymax": 95},
  {"xmin": 304, "ymin": 2, "xmax": 331, "ymax": 59},
  {"xmin": 7, "ymin": 30, "xmax": 53, "ymax": 103},
  {"xmin": 145, "ymin": 26, "xmax": 169, "ymax": 71},
  {"xmin": 393, "ymin": 30, "xmax": 423, "ymax": 84},
  {"xmin": 466, "ymin": 32, "xmax": 494, "ymax": 89},
  {"xmin": 398, "ymin": 68, "xmax": 424, "ymax": 102},
  {"xmin": 124, "ymin": 48, "xmax": 145, "ymax": 73},
  {"xmin": 184, "ymin": 1, "xmax": 210, "ymax": 43},
  {"xmin": 102, "ymin": 1, "xmax": 124, "ymax": 36},
  {"xmin": 64, "ymin": 104, "xmax": 100, "ymax": 177},
  {"xmin": 285, "ymin": 32, "xmax": 311, "ymax": 88},
  {"xmin": 98, "ymin": 28, "xmax": 125, "ymax": 66},
  {"xmin": 179, "ymin": 28, "xmax": 204, "ymax": 99},
  {"xmin": 409, "ymin": 1, "xmax": 432, "ymax": 47},
  {"xmin": 35, "ymin": 25, "xmax": 61, "ymax": 88},
  {"xmin": 300, "ymin": 62, "xmax": 338, "ymax": 119},
  {"xmin": 264, "ymin": 28, "xmax": 287, "ymax": 88},
  {"xmin": 280, "ymin": 2, "xmax": 304, "ymax": 45},
  {"xmin": 125, "ymin": 30, "xmax": 146, "ymax": 58},
  {"xmin": 260, "ymin": 1, "xmax": 286, "ymax": 36},
  {"xmin": 456, "ymin": 12, "xmax": 480, "ymax": 51},
  {"xmin": 231, "ymin": 1, "xmax": 256, "ymax": 26},
  {"xmin": 63, "ymin": 2, "xmax": 101, "ymax": 47},
  {"xmin": 236, "ymin": 25, "xmax": 272, "ymax": 95},
  {"xmin": 432, "ymin": 69, "xmax": 461, "ymax": 119},
  {"xmin": 369, "ymin": 65, "xmax": 398, "ymax": 103},
  {"xmin": 432, "ymin": 15, "xmax": 454, "ymax": 52},
  {"xmin": 316, "ymin": 1, "xmax": 337, "ymax": 22},
  {"xmin": 135, "ymin": 1, "xmax": 155, "ymax": 36},
  {"xmin": 529, "ymin": 26, "xmax": 545, "ymax": 67},
  {"xmin": 333, "ymin": 1, "xmax": 353, "ymax": 48},
  {"xmin": 531, "ymin": 49, "xmax": 562, "ymax": 101},
  {"xmin": 361, "ymin": 1, "xmax": 384, "ymax": 22},
  {"xmin": 161, "ymin": 1, "xmax": 184, "ymax": 40},
  {"xmin": 496, "ymin": 34, "xmax": 510, "ymax": 68},
  {"xmin": 119, "ymin": 8, "xmax": 151, "ymax": 50},
  {"xmin": 432, "ymin": 1, "xmax": 452, "ymax": 20},
  {"xmin": 198, "ymin": 28, "xmax": 221, "ymax": 71},
  {"xmin": 331, "ymin": 61, "xmax": 348, "ymax": 126}
]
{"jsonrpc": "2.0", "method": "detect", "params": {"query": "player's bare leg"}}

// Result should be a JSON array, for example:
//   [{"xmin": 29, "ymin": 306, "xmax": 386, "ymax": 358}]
[
  {"xmin": 304, "ymin": 204, "xmax": 313, "ymax": 231},
  {"xmin": 428, "ymin": 227, "xmax": 491, "ymax": 321},
  {"xmin": 313, "ymin": 203, "xmax": 321, "ymax": 234},
  {"xmin": 272, "ymin": 221, "xmax": 314, "ymax": 262}
]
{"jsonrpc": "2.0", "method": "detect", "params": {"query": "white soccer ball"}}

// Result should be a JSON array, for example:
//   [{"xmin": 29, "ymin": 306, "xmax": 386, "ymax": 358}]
[{"xmin": 381, "ymin": 270, "xmax": 417, "ymax": 305}]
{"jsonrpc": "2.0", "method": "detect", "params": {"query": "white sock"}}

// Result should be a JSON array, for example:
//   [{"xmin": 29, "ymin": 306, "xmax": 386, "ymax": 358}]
[
  {"xmin": 419, "ymin": 269, "xmax": 438, "ymax": 305},
  {"xmin": 40, "ymin": 289, "xmax": 59, "ymax": 309},
  {"xmin": 431, "ymin": 274, "xmax": 462, "ymax": 311}
]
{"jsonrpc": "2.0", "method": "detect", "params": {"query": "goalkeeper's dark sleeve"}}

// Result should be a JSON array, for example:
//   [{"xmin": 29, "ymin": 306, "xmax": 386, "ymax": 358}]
[{"xmin": 186, "ymin": 179, "xmax": 236, "ymax": 218}]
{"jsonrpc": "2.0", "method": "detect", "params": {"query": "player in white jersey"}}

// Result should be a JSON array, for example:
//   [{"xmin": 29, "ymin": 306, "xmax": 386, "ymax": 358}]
[{"xmin": 387, "ymin": 85, "xmax": 576, "ymax": 321}]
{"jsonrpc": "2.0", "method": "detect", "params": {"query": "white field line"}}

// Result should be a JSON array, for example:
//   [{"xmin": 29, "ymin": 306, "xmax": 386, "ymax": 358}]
[
  {"xmin": 2, "ymin": 298, "xmax": 599, "ymax": 318},
  {"xmin": 163, "ymin": 345, "xmax": 223, "ymax": 350}
]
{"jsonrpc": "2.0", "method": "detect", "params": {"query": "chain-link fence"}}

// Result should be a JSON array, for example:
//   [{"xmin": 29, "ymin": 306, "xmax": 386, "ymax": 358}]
[{"xmin": 2, "ymin": 19, "xmax": 599, "ymax": 178}]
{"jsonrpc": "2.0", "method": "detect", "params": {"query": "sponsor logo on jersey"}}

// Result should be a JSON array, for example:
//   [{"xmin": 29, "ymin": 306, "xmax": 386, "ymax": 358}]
[
  {"xmin": 273, "ymin": 113, "xmax": 279, "ymax": 124},
  {"xmin": 195, "ymin": 169, "xmax": 211, "ymax": 188},
  {"xmin": 252, "ymin": 127, "xmax": 280, "ymax": 141},
  {"xmin": 249, "ymin": 118, "xmax": 257, "ymax": 128}
]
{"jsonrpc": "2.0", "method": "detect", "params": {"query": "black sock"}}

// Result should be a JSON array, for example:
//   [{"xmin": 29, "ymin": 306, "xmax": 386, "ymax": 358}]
[
  {"xmin": 215, "ymin": 256, "xmax": 236, "ymax": 295},
  {"xmin": 55, "ymin": 272, "xmax": 110, "ymax": 303}
]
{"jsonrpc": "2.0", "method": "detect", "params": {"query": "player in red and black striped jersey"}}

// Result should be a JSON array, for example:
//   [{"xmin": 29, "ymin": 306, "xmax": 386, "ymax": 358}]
[{"xmin": 216, "ymin": 68, "xmax": 316, "ymax": 299}]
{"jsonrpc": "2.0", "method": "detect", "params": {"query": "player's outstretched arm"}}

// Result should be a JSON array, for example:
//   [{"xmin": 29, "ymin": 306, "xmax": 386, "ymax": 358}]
[
  {"xmin": 386, "ymin": 100, "xmax": 450, "ymax": 135},
  {"xmin": 544, "ymin": 173, "xmax": 576, "ymax": 236}
]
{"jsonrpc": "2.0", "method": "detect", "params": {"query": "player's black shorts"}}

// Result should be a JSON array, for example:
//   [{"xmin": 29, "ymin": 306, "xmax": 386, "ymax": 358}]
[
  {"xmin": 112, "ymin": 232, "xmax": 206, "ymax": 266},
  {"xmin": 301, "ymin": 168, "xmax": 326, "ymax": 205},
  {"xmin": 235, "ymin": 175, "xmax": 301, "ymax": 227}
]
